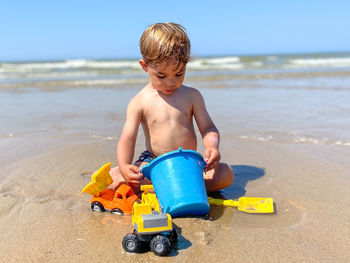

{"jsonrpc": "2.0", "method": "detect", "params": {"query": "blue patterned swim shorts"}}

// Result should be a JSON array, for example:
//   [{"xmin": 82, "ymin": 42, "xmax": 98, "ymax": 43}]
[{"xmin": 134, "ymin": 150, "xmax": 157, "ymax": 164}]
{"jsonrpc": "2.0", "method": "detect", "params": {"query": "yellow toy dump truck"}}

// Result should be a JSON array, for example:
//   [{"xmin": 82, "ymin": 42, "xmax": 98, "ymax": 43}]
[{"xmin": 122, "ymin": 185, "xmax": 178, "ymax": 256}]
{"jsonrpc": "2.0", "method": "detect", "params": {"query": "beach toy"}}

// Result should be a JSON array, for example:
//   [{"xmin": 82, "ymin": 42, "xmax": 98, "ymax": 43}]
[
  {"xmin": 208, "ymin": 196, "xmax": 274, "ymax": 213},
  {"xmin": 139, "ymin": 185, "xmax": 160, "ymax": 212},
  {"xmin": 122, "ymin": 185, "xmax": 177, "ymax": 256},
  {"xmin": 81, "ymin": 163, "xmax": 139, "ymax": 215},
  {"xmin": 141, "ymin": 148, "xmax": 209, "ymax": 217},
  {"xmin": 81, "ymin": 162, "xmax": 113, "ymax": 196}
]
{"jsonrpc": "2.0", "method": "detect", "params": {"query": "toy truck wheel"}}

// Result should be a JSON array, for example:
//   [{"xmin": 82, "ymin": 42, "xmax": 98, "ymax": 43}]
[
  {"xmin": 169, "ymin": 228, "xmax": 178, "ymax": 243},
  {"xmin": 150, "ymin": 235, "xmax": 171, "ymax": 256},
  {"xmin": 111, "ymin": 208, "xmax": 123, "ymax": 215},
  {"xmin": 91, "ymin": 201, "xmax": 104, "ymax": 212},
  {"xmin": 122, "ymin": 233, "xmax": 141, "ymax": 253}
]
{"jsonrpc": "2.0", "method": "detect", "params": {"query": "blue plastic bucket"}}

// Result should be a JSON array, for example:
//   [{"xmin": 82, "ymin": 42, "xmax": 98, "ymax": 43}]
[{"xmin": 141, "ymin": 148, "xmax": 209, "ymax": 217}]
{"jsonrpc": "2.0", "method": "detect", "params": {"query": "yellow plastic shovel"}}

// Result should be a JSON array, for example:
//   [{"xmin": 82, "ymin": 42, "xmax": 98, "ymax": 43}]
[{"xmin": 208, "ymin": 196, "xmax": 274, "ymax": 214}]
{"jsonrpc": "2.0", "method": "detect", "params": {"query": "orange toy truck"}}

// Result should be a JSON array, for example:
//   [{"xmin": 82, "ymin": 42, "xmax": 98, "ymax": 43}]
[{"xmin": 81, "ymin": 163, "xmax": 139, "ymax": 215}]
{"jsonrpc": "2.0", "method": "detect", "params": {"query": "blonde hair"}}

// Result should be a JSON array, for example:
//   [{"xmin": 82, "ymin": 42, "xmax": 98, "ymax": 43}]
[{"xmin": 139, "ymin": 23, "xmax": 191, "ymax": 66}]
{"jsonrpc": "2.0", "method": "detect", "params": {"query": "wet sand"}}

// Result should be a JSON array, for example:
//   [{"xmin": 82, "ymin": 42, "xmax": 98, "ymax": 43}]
[{"xmin": 1, "ymin": 85, "xmax": 350, "ymax": 262}]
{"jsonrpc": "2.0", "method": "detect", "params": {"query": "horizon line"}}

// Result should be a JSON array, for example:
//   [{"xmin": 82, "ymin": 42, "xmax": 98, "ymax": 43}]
[{"xmin": 1, "ymin": 50, "xmax": 350, "ymax": 63}]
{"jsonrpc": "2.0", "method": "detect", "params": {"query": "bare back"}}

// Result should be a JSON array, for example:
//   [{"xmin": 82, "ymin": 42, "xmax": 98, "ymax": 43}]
[{"xmin": 138, "ymin": 85, "xmax": 197, "ymax": 155}]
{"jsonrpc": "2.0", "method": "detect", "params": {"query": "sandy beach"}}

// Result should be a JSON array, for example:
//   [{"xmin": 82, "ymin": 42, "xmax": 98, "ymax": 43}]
[{"xmin": 1, "ymin": 54, "xmax": 350, "ymax": 262}]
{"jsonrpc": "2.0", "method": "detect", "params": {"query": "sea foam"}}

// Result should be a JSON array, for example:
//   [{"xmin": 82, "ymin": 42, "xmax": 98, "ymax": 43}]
[{"xmin": 287, "ymin": 57, "xmax": 350, "ymax": 68}]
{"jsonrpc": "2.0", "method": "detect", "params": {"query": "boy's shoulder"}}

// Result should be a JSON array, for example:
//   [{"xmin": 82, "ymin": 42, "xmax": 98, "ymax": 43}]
[
  {"xmin": 179, "ymin": 85, "xmax": 204, "ymax": 101},
  {"xmin": 129, "ymin": 85, "xmax": 149, "ymax": 101},
  {"xmin": 177, "ymin": 85, "xmax": 203, "ymax": 100},
  {"xmin": 180, "ymin": 85, "xmax": 199, "ymax": 93}
]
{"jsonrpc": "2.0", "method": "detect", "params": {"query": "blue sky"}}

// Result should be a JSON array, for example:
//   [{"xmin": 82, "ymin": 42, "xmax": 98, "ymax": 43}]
[{"xmin": 1, "ymin": 0, "xmax": 349, "ymax": 61}]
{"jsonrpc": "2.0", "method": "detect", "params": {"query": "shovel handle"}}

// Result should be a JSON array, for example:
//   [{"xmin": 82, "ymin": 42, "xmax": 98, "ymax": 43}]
[{"xmin": 208, "ymin": 197, "xmax": 239, "ymax": 207}]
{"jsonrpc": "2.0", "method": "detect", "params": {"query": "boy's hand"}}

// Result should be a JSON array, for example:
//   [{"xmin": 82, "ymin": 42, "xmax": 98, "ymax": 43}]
[
  {"xmin": 120, "ymin": 164, "xmax": 144, "ymax": 188},
  {"xmin": 204, "ymin": 147, "xmax": 221, "ymax": 171}
]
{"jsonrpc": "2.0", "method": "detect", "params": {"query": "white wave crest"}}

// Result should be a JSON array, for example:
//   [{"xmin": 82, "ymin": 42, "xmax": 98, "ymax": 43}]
[
  {"xmin": 240, "ymin": 135, "xmax": 350, "ymax": 146},
  {"xmin": 69, "ymin": 78, "xmax": 145, "ymax": 86},
  {"xmin": 0, "ymin": 59, "xmax": 140, "ymax": 73},
  {"xmin": 91, "ymin": 134, "xmax": 116, "ymax": 140},
  {"xmin": 287, "ymin": 57, "xmax": 350, "ymax": 68},
  {"xmin": 188, "ymin": 56, "xmax": 242, "ymax": 70}
]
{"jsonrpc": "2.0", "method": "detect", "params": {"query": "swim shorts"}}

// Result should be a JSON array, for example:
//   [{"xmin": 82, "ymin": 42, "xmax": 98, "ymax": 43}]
[{"xmin": 134, "ymin": 150, "xmax": 157, "ymax": 164}]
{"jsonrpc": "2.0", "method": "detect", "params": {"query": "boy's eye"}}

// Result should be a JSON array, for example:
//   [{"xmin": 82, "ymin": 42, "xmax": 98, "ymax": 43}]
[
  {"xmin": 157, "ymin": 75, "xmax": 166, "ymax": 79},
  {"xmin": 176, "ymin": 73, "xmax": 184, "ymax": 77}
]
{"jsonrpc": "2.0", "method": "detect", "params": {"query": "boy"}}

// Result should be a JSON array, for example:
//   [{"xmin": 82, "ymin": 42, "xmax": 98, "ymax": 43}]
[{"xmin": 110, "ymin": 22, "xmax": 234, "ymax": 192}]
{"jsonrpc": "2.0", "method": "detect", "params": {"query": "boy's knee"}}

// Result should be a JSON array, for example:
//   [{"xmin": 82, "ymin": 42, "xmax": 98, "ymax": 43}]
[
  {"xmin": 222, "ymin": 163, "xmax": 234, "ymax": 188},
  {"xmin": 110, "ymin": 166, "xmax": 120, "ymax": 179},
  {"xmin": 109, "ymin": 166, "xmax": 125, "ymax": 189}
]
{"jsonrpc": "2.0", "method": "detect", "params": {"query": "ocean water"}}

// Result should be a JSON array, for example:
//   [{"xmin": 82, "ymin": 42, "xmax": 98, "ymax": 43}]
[{"xmin": 1, "ymin": 52, "xmax": 350, "ymax": 147}]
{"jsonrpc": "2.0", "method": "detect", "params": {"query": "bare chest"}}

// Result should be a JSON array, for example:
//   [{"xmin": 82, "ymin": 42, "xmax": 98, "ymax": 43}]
[{"xmin": 142, "ymin": 96, "xmax": 193, "ymax": 126}]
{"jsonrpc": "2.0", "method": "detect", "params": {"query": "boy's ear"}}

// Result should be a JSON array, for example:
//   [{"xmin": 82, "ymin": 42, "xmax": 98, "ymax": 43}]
[{"xmin": 139, "ymin": 59, "xmax": 148, "ymax": 72}]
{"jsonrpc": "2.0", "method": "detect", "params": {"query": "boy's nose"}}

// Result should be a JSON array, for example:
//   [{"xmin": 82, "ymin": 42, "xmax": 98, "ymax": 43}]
[{"xmin": 167, "ymin": 78, "xmax": 177, "ymax": 87}]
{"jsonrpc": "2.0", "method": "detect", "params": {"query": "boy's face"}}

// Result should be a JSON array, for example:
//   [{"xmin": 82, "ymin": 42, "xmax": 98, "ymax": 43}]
[{"xmin": 139, "ymin": 59, "xmax": 186, "ymax": 95}]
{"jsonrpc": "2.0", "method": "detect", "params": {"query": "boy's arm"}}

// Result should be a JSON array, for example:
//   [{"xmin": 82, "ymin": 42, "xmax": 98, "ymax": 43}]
[
  {"xmin": 192, "ymin": 89, "xmax": 221, "ymax": 171},
  {"xmin": 117, "ymin": 97, "xmax": 143, "ymax": 186}
]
